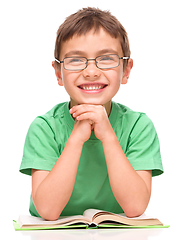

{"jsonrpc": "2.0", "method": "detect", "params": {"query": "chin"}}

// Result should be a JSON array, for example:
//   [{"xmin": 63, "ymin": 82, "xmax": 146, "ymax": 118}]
[
  {"xmin": 79, "ymin": 100, "xmax": 106, "ymax": 106},
  {"xmin": 70, "ymin": 96, "xmax": 111, "ymax": 107}
]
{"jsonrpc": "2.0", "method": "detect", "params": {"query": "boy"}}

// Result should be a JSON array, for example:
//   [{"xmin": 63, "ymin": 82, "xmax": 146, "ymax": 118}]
[{"xmin": 20, "ymin": 7, "xmax": 163, "ymax": 221}]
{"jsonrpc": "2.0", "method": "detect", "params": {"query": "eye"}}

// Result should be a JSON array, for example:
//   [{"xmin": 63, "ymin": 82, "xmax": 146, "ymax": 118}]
[
  {"xmin": 98, "ymin": 55, "xmax": 116, "ymax": 62},
  {"xmin": 101, "ymin": 57, "xmax": 112, "ymax": 61},
  {"xmin": 69, "ymin": 58, "xmax": 83, "ymax": 63}
]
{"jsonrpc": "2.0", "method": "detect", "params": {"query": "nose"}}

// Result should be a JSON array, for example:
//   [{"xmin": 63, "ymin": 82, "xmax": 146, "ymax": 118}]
[{"xmin": 82, "ymin": 59, "xmax": 101, "ymax": 79}]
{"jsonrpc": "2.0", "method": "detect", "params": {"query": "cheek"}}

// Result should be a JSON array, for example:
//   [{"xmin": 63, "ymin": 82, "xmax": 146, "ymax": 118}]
[
  {"xmin": 107, "ymin": 69, "xmax": 123, "ymax": 86},
  {"xmin": 118, "ymin": 66, "xmax": 124, "ymax": 81},
  {"xmin": 61, "ymin": 71, "xmax": 79, "ymax": 93},
  {"xmin": 61, "ymin": 72, "xmax": 70, "ymax": 91}
]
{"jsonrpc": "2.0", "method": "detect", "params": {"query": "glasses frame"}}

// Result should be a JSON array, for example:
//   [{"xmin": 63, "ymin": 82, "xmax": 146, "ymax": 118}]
[{"xmin": 55, "ymin": 54, "xmax": 129, "ymax": 71}]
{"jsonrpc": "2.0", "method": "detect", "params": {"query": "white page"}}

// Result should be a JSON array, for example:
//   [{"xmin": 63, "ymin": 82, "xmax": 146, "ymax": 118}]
[
  {"xmin": 18, "ymin": 214, "xmax": 88, "ymax": 227},
  {"xmin": 83, "ymin": 209, "xmax": 156, "ymax": 221}
]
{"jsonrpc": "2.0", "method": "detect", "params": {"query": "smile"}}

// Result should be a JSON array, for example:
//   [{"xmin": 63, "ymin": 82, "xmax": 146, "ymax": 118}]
[{"xmin": 78, "ymin": 83, "xmax": 107, "ymax": 91}]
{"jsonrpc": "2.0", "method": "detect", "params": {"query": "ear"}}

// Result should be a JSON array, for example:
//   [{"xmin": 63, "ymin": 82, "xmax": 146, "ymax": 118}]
[
  {"xmin": 52, "ymin": 61, "xmax": 63, "ymax": 86},
  {"xmin": 121, "ymin": 58, "xmax": 133, "ymax": 84}
]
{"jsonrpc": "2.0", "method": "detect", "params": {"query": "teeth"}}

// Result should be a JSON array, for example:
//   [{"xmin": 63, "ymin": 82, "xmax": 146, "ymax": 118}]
[{"xmin": 82, "ymin": 85, "xmax": 103, "ymax": 90}]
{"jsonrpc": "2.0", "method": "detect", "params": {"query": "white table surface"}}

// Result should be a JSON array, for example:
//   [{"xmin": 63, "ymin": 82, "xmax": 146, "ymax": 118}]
[{"xmin": 4, "ymin": 221, "xmax": 180, "ymax": 240}]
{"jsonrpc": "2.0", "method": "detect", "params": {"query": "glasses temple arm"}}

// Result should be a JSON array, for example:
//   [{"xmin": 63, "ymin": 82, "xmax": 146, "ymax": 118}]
[
  {"xmin": 55, "ymin": 58, "xmax": 63, "ymax": 64},
  {"xmin": 120, "ymin": 57, "xmax": 130, "ymax": 60}
]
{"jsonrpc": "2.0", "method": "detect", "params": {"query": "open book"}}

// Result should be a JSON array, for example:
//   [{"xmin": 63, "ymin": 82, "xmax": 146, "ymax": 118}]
[{"xmin": 13, "ymin": 209, "xmax": 168, "ymax": 230}]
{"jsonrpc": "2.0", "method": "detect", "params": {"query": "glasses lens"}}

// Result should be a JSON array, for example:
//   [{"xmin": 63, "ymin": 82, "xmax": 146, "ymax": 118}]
[
  {"xmin": 64, "ymin": 57, "xmax": 86, "ymax": 70},
  {"xmin": 97, "ymin": 54, "xmax": 119, "ymax": 69}
]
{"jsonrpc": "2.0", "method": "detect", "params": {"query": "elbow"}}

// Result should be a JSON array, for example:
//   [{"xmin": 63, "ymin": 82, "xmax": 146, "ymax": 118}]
[
  {"xmin": 36, "ymin": 207, "xmax": 62, "ymax": 221},
  {"xmin": 125, "ymin": 209, "xmax": 145, "ymax": 218},
  {"xmin": 33, "ymin": 198, "xmax": 63, "ymax": 221},
  {"xmin": 121, "ymin": 195, "xmax": 150, "ymax": 218},
  {"xmin": 123, "ymin": 204, "xmax": 147, "ymax": 218},
  {"xmin": 41, "ymin": 212, "xmax": 61, "ymax": 221}
]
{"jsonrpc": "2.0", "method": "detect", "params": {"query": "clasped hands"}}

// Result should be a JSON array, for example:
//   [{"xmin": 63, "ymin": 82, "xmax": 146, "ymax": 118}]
[{"xmin": 69, "ymin": 104, "xmax": 114, "ymax": 144}]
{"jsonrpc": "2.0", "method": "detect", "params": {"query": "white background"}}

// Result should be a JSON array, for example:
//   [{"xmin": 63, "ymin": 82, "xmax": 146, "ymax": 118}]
[{"xmin": 1, "ymin": 0, "xmax": 182, "ymax": 231}]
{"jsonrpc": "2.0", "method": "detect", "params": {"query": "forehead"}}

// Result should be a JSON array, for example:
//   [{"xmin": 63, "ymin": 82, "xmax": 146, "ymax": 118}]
[{"xmin": 60, "ymin": 28, "xmax": 123, "ymax": 58}]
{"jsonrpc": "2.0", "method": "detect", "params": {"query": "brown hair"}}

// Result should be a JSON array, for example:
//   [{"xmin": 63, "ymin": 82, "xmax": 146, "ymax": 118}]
[{"xmin": 54, "ymin": 7, "xmax": 131, "ymax": 69}]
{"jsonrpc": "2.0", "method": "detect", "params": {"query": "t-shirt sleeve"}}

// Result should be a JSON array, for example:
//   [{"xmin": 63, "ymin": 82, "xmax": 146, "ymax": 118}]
[
  {"xmin": 19, "ymin": 117, "xmax": 60, "ymax": 176},
  {"xmin": 125, "ymin": 114, "xmax": 164, "ymax": 177}
]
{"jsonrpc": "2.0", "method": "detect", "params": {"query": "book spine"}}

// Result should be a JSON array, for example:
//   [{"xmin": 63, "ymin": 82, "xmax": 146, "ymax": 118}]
[{"xmin": 87, "ymin": 222, "xmax": 98, "ymax": 229}]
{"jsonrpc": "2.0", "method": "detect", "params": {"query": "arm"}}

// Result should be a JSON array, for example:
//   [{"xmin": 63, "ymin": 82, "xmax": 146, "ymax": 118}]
[
  {"xmin": 102, "ymin": 133, "xmax": 152, "ymax": 217},
  {"xmin": 71, "ymin": 104, "xmax": 152, "ymax": 217},
  {"xmin": 32, "ymin": 118, "xmax": 93, "ymax": 221}
]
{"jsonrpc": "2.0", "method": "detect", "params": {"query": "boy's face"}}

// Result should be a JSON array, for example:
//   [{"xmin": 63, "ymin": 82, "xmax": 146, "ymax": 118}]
[{"xmin": 54, "ymin": 28, "xmax": 133, "ymax": 109}]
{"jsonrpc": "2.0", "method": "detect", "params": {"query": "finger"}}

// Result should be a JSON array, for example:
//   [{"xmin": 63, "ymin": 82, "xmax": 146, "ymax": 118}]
[
  {"xmin": 70, "ymin": 105, "xmax": 91, "ymax": 118},
  {"xmin": 90, "ymin": 121, "xmax": 95, "ymax": 130},
  {"xmin": 70, "ymin": 104, "xmax": 103, "ymax": 118},
  {"xmin": 89, "ymin": 119, "xmax": 94, "ymax": 124},
  {"xmin": 76, "ymin": 111, "xmax": 97, "ymax": 122}
]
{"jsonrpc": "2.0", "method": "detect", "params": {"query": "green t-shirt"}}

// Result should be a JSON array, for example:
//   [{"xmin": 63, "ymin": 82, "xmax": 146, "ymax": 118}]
[{"xmin": 20, "ymin": 101, "xmax": 163, "ymax": 217}]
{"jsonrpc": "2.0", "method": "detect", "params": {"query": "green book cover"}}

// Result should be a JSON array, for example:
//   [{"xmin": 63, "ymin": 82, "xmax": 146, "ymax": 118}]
[
  {"xmin": 13, "ymin": 209, "xmax": 170, "ymax": 231},
  {"xmin": 13, "ymin": 220, "xmax": 170, "ymax": 231}
]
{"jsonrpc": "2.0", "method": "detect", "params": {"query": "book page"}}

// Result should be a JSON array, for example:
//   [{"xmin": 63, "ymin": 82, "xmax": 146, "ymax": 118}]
[
  {"xmin": 117, "ymin": 213, "xmax": 156, "ymax": 220},
  {"xmin": 83, "ymin": 209, "xmax": 104, "ymax": 222},
  {"xmin": 83, "ymin": 209, "xmax": 156, "ymax": 221},
  {"xmin": 18, "ymin": 214, "xmax": 89, "ymax": 228},
  {"xmin": 83, "ymin": 209, "xmax": 123, "ymax": 222}
]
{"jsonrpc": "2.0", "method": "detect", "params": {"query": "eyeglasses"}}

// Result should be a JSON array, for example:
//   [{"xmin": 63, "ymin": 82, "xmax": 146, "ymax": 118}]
[{"xmin": 55, "ymin": 54, "xmax": 129, "ymax": 71}]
